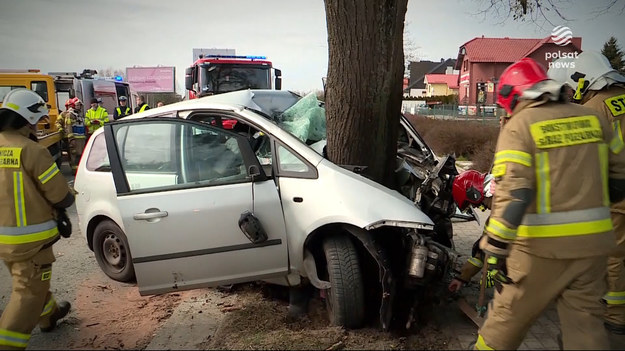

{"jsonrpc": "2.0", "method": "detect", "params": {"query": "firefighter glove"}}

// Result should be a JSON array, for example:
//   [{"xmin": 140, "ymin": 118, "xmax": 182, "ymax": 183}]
[
  {"xmin": 486, "ymin": 256, "xmax": 512, "ymax": 285},
  {"xmin": 57, "ymin": 209, "xmax": 72, "ymax": 238}
]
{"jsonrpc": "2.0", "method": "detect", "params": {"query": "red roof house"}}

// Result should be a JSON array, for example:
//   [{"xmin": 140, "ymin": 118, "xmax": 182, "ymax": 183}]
[
  {"xmin": 455, "ymin": 36, "xmax": 582, "ymax": 106},
  {"xmin": 424, "ymin": 74, "xmax": 459, "ymax": 96}
]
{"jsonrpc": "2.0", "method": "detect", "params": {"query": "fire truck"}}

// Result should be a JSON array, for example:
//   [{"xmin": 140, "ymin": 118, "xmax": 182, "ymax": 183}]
[{"xmin": 185, "ymin": 55, "xmax": 282, "ymax": 99}]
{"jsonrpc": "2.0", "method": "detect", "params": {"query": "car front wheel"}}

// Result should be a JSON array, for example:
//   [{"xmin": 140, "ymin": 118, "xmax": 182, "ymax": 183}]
[
  {"xmin": 93, "ymin": 220, "xmax": 136, "ymax": 282},
  {"xmin": 322, "ymin": 234, "xmax": 365, "ymax": 328}
]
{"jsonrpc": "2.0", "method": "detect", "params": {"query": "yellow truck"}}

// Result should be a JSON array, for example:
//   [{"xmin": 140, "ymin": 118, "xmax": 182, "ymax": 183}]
[{"xmin": 0, "ymin": 69, "xmax": 63, "ymax": 165}]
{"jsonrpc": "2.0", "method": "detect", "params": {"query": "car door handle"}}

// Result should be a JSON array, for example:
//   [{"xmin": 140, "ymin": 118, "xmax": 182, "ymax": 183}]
[{"xmin": 133, "ymin": 211, "xmax": 168, "ymax": 220}]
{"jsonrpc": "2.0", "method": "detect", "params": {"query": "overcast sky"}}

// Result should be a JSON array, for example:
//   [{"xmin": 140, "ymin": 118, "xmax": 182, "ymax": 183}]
[{"xmin": 0, "ymin": 0, "xmax": 623, "ymax": 93}]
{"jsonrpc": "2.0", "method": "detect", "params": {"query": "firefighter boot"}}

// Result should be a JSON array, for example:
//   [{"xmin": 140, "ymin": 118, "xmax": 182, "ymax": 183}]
[{"xmin": 40, "ymin": 301, "xmax": 71, "ymax": 332}]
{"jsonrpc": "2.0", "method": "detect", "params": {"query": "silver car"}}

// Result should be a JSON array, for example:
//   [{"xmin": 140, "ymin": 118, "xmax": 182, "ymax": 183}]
[{"xmin": 75, "ymin": 90, "xmax": 466, "ymax": 330}]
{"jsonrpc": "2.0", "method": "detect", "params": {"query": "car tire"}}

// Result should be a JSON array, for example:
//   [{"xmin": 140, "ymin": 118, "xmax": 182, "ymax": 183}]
[
  {"xmin": 322, "ymin": 234, "xmax": 365, "ymax": 328},
  {"xmin": 93, "ymin": 220, "xmax": 136, "ymax": 282}
]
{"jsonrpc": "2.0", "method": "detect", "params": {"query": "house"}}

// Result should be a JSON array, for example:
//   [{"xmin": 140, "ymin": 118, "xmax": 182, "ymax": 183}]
[
  {"xmin": 404, "ymin": 58, "xmax": 457, "ymax": 97},
  {"xmin": 424, "ymin": 73, "xmax": 459, "ymax": 97},
  {"xmin": 455, "ymin": 36, "xmax": 582, "ymax": 106}
]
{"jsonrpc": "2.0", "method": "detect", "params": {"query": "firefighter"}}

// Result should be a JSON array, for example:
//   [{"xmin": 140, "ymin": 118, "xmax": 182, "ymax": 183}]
[
  {"xmin": 449, "ymin": 170, "xmax": 497, "ymax": 292},
  {"xmin": 58, "ymin": 98, "xmax": 86, "ymax": 172},
  {"xmin": 84, "ymin": 97, "xmax": 109, "ymax": 137},
  {"xmin": 551, "ymin": 51, "xmax": 625, "ymax": 335},
  {"xmin": 113, "ymin": 96, "xmax": 132, "ymax": 120},
  {"xmin": 134, "ymin": 95, "xmax": 150, "ymax": 113},
  {"xmin": 472, "ymin": 58, "xmax": 625, "ymax": 350},
  {"xmin": 0, "ymin": 89, "xmax": 74, "ymax": 350}
]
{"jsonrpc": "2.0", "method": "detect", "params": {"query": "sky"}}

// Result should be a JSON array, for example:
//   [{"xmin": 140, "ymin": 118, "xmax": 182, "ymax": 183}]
[{"xmin": 0, "ymin": 0, "xmax": 623, "ymax": 94}]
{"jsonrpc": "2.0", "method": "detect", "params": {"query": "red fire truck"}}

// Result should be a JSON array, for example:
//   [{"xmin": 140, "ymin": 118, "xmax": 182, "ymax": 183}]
[{"xmin": 185, "ymin": 55, "xmax": 282, "ymax": 99}]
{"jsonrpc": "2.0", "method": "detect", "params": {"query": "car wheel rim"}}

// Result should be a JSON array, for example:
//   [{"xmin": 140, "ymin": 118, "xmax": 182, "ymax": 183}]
[{"xmin": 102, "ymin": 232, "xmax": 126, "ymax": 271}]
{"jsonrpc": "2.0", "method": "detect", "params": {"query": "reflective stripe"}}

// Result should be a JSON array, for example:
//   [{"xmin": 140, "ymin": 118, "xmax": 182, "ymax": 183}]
[
  {"xmin": 493, "ymin": 150, "xmax": 532, "ymax": 167},
  {"xmin": 610, "ymin": 120, "xmax": 625, "ymax": 153},
  {"xmin": 475, "ymin": 335, "xmax": 494, "ymax": 350},
  {"xmin": 0, "ymin": 328, "xmax": 30, "ymax": 348},
  {"xmin": 40, "ymin": 296, "xmax": 56, "ymax": 317},
  {"xmin": 38, "ymin": 163, "xmax": 60, "ymax": 185},
  {"xmin": 521, "ymin": 207, "xmax": 610, "ymax": 226},
  {"xmin": 518, "ymin": 218, "xmax": 613, "ymax": 238},
  {"xmin": 0, "ymin": 220, "xmax": 59, "ymax": 244},
  {"xmin": 535, "ymin": 152, "xmax": 551, "ymax": 214},
  {"xmin": 139, "ymin": 104, "xmax": 148, "ymax": 112},
  {"xmin": 485, "ymin": 218, "xmax": 517, "ymax": 240},
  {"xmin": 13, "ymin": 172, "xmax": 26, "ymax": 226},
  {"xmin": 599, "ymin": 144, "xmax": 610, "ymax": 207},
  {"xmin": 468, "ymin": 257, "xmax": 483, "ymax": 268},
  {"xmin": 605, "ymin": 291, "xmax": 625, "ymax": 305}
]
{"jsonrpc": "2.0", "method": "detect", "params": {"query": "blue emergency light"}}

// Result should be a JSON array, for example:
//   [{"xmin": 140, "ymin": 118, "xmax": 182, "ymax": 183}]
[
  {"xmin": 114, "ymin": 75, "xmax": 123, "ymax": 82},
  {"xmin": 205, "ymin": 55, "xmax": 267, "ymax": 60}
]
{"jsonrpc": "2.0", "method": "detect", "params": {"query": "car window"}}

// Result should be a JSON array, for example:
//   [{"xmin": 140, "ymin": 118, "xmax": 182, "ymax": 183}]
[
  {"xmin": 115, "ymin": 123, "xmax": 178, "ymax": 191},
  {"xmin": 85, "ymin": 133, "xmax": 110, "ymax": 171},
  {"xmin": 30, "ymin": 81, "xmax": 48, "ymax": 102},
  {"xmin": 276, "ymin": 143, "xmax": 317, "ymax": 179},
  {"xmin": 113, "ymin": 121, "xmax": 250, "ymax": 192},
  {"xmin": 0, "ymin": 86, "xmax": 27, "ymax": 102}
]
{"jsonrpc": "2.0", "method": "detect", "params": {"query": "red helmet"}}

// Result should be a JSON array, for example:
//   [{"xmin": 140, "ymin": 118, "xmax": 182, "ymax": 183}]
[
  {"xmin": 65, "ymin": 99, "xmax": 72, "ymax": 108},
  {"xmin": 452, "ymin": 170, "xmax": 486, "ymax": 211},
  {"xmin": 497, "ymin": 58, "xmax": 549, "ymax": 114}
]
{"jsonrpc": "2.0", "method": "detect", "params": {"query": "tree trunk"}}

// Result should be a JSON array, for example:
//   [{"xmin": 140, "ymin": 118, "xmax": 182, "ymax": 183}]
[{"xmin": 324, "ymin": 0, "xmax": 407, "ymax": 187}]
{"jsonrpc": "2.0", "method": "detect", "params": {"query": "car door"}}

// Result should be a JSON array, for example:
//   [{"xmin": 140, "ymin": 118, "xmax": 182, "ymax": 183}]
[{"xmin": 103, "ymin": 118, "xmax": 289, "ymax": 295}]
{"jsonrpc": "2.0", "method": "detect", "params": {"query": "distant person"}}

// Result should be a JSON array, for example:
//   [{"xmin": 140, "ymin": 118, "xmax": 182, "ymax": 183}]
[
  {"xmin": 57, "ymin": 98, "xmax": 86, "ymax": 172},
  {"xmin": 113, "ymin": 96, "xmax": 132, "ymax": 120},
  {"xmin": 135, "ymin": 96, "xmax": 150, "ymax": 113},
  {"xmin": 85, "ymin": 98, "xmax": 109, "ymax": 137},
  {"xmin": 156, "ymin": 101, "xmax": 164, "ymax": 108}
]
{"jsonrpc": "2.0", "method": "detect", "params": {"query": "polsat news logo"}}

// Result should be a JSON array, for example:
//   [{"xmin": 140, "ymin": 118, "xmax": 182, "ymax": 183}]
[{"xmin": 547, "ymin": 25, "xmax": 577, "ymax": 69}]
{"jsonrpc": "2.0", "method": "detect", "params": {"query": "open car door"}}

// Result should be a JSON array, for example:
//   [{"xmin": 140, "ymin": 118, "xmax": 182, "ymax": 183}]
[{"xmin": 103, "ymin": 118, "xmax": 288, "ymax": 295}]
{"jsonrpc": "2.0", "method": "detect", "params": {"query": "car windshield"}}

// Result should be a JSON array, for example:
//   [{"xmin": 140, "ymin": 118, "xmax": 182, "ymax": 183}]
[{"xmin": 200, "ymin": 64, "xmax": 271, "ymax": 94}]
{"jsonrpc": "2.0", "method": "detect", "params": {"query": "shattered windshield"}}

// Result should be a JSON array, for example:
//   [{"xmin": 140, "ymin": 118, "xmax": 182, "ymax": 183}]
[{"xmin": 200, "ymin": 64, "xmax": 271, "ymax": 94}]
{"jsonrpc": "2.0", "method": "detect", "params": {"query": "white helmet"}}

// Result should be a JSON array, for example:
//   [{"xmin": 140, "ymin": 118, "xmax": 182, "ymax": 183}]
[
  {"xmin": 568, "ymin": 51, "xmax": 625, "ymax": 98},
  {"xmin": 547, "ymin": 57, "xmax": 576, "ymax": 88},
  {"xmin": 0, "ymin": 88, "xmax": 49, "ymax": 125}
]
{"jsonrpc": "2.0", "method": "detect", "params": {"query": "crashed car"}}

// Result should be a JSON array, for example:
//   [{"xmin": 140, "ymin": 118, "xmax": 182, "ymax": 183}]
[{"xmin": 74, "ymin": 89, "xmax": 469, "ymax": 330}]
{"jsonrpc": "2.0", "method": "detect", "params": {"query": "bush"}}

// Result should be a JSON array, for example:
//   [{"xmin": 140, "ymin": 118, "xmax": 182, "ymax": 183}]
[{"xmin": 405, "ymin": 114, "xmax": 499, "ymax": 173}]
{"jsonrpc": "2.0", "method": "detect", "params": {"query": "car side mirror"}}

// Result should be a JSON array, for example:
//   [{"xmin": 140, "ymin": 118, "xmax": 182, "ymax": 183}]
[
  {"xmin": 238, "ymin": 211, "xmax": 268, "ymax": 244},
  {"xmin": 274, "ymin": 69, "xmax": 282, "ymax": 90},
  {"xmin": 248, "ymin": 165, "xmax": 261, "ymax": 181}
]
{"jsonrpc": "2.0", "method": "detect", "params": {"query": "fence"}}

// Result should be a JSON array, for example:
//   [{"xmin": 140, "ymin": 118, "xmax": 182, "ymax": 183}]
[{"xmin": 401, "ymin": 102, "xmax": 504, "ymax": 123}]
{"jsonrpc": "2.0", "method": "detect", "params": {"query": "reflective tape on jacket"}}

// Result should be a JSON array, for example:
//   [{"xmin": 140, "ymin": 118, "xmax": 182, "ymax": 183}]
[
  {"xmin": 518, "ymin": 207, "xmax": 612, "ymax": 238},
  {"xmin": 610, "ymin": 120, "xmax": 625, "ymax": 153},
  {"xmin": 485, "ymin": 218, "xmax": 517, "ymax": 240},
  {"xmin": 38, "ymin": 163, "xmax": 60, "ymax": 185},
  {"xmin": 535, "ymin": 152, "xmax": 551, "ymax": 214},
  {"xmin": 599, "ymin": 144, "xmax": 610, "ymax": 207},
  {"xmin": 0, "ymin": 220, "xmax": 59, "ymax": 244},
  {"xmin": 475, "ymin": 335, "xmax": 494, "ymax": 350},
  {"xmin": 493, "ymin": 150, "xmax": 532, "ymax": 167},
  {"xmin": 604, "ymin": 291, "xmax": 625, "ymax": 305},
  {"xmin": 0, "ymin": 328, "xmax": 30, "ymax": 348},
  {"xmin": 468, "ymin": 257, "xmax": 483, "ymax": 268},
  {"xmin": 139, "ymin": 104, "xmax": 149, "ymax": 112},
  {"xmin": 13, "ymin": 171, "xmax": 26, "ymax": 226}
]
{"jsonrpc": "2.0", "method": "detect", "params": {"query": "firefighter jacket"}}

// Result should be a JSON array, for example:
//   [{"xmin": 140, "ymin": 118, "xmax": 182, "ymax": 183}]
[
  {"xmin": 135, "ymin": 103, "xmax": 150, "ymax": 114},
  {"xmin": 582, "ymin": 85, "xmax": 625, "ymax": 214},
  {"xmin": 114, "ymin": 105, "xmax": 132, "ymax": 120},
  {"xmin": 485, "ymin": 98, "xmax": 625, "ymax": 259},
  {"xmin": 85, "ymin": 106, "xmax": 109, "ymax": 134},
  {"xmin": 57, "ymin": 109, "xmax": 86, "ymax": 139},
  {"xmin": 0, "ymin": 126, "xmax": 71, "ymax": 261}
]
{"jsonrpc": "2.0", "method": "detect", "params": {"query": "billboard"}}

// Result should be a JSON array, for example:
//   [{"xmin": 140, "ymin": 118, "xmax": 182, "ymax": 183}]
[
  {"xmin": 192, "ymin": 48, "xmax": 236, "ymax": 62},
  {"xmin": 126, "ymin": 66, "xmax": 175, "ymax": 93}
]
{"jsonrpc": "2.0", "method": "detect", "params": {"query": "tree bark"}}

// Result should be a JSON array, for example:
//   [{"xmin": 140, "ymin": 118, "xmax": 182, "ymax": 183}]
[{"xmin": 324, "ymin": 0, "xmax": 407, "ymax": 187}]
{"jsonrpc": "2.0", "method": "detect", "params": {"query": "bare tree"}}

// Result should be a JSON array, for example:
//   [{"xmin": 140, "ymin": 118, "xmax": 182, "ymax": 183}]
[{"xmin": 324, "ymin": 0, "xmax": 407, "ymax": 187}]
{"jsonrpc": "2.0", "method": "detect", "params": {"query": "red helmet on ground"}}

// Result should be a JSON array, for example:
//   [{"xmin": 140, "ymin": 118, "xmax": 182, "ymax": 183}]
[
  {"xmin": 497, "ymin": 58, "xmax": 549, "ymax": 114},
  {"xmin": 452, "ymin": 170, "xmax": 486, "ymax": 211}
]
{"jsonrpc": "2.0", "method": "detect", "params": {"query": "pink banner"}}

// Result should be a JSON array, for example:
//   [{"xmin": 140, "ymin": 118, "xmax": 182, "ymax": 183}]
[{"xmin": 126, "ymin": 67, "xmax": 175, "ymax": 93}]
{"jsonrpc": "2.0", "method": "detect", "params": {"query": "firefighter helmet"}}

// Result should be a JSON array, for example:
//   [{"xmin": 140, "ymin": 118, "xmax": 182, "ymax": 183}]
[
  {"xmin": 0, "ymin": 88, "xmax": 49, "ymax": 125},
  {"xmin": 452, "ymin": 170, "xmax": 486, "ymax": 211},
  {"xmin": 567, "ymin": 51, "xmax": 625, "ymax": 98},
  {"xmin": 497, "ymin": 58, "xmax": 549, "ymax": 114}
]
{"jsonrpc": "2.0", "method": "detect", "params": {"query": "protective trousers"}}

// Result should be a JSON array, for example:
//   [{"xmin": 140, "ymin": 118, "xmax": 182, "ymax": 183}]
[
  {"xmin": 0, "ymin": 247, "xmax": 60, "ymax": 350},
  {"xmin": 474, "ymin": 248, "xmax": 609, "ymax": 350},
  {"xmin": 67, "ymin": 138, "xmax": 85, "ymax": 172},
  {"xmin": 606, "ymin": 211, "xmax": 625, "ymax": 326}
]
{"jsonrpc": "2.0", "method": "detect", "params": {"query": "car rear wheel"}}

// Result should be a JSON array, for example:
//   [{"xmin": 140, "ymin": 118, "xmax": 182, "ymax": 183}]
[
  {"xmin": 93, "ymin": 220, "xmax": 135, "ymax": 282},
  {"xmin": 322, "ymin": 235, "xmax": 365, "ymax": 328}
]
